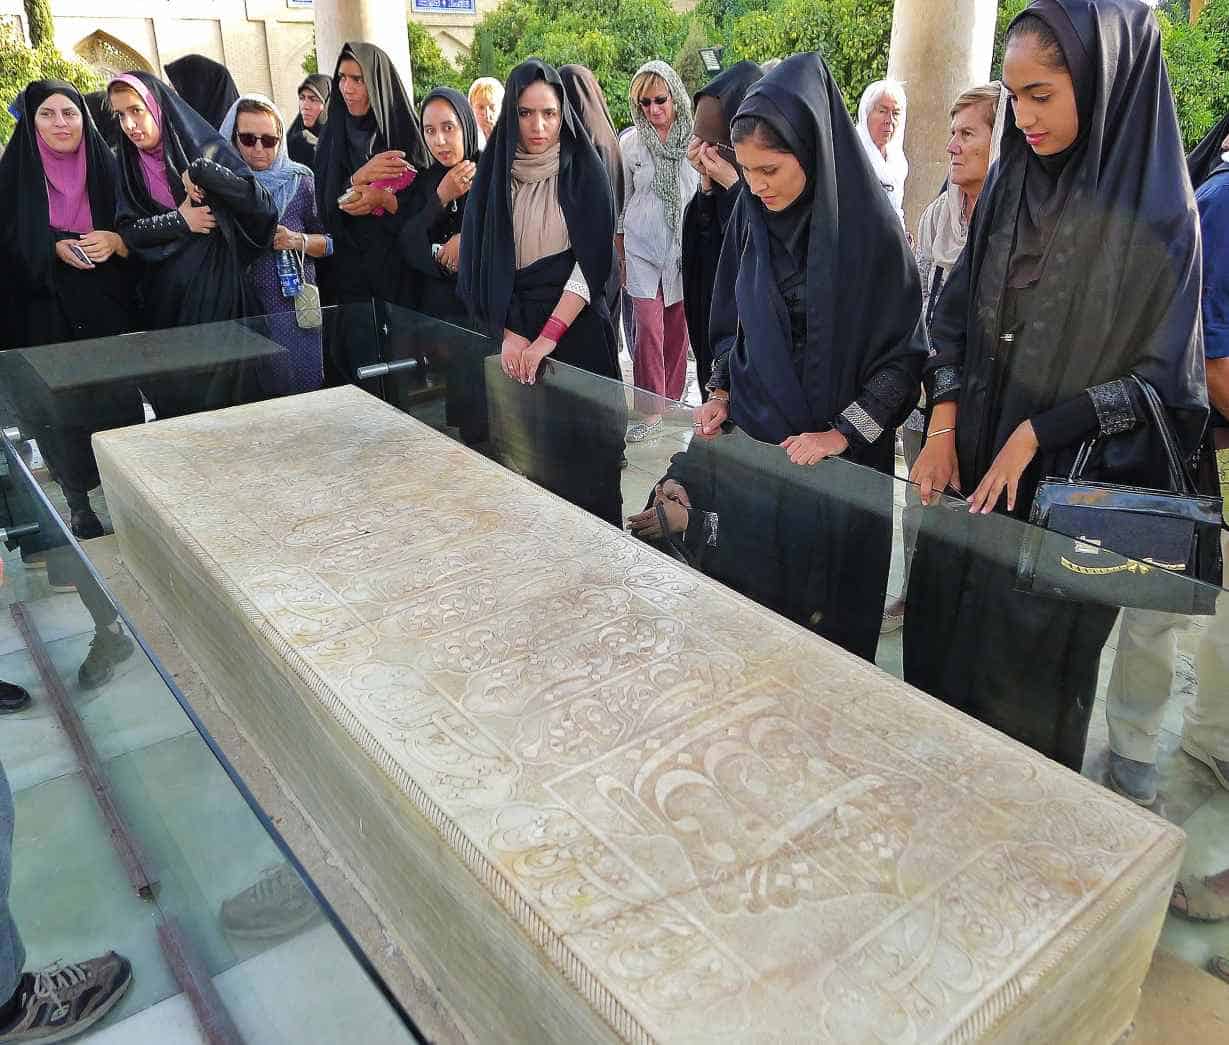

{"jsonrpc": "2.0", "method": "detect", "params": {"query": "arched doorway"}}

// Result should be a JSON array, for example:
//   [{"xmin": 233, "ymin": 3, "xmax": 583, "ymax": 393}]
[{"xmin": 74, "ymin": 30, "xmax": 153, "ymax": 79}]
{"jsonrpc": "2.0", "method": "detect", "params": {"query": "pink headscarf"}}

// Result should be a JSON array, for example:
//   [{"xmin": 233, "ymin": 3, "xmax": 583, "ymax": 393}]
[
  {"xmin": 110, "ymin": 74, "xmax": 177, "ymax": 211},
  {"xmin": 35, "ymin": 111, "xmax": 92, "ymax": 233}
]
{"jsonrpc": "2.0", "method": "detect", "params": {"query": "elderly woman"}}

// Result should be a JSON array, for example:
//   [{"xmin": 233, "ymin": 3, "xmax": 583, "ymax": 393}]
[
  {"xmin": 856, "ymin": 79, "xmax": 908, "ymax": 223},
  {"xmin": 221, "ymin": 95, "xmax": 330, "ymax": 395},
  {"xmin": 618, "ymin": 60, "xmax": 699, "ymax": 440},
  {"xmin": 459, "ymin": 58, "xmax": 624, "ymax": 525},
  {"xmin": 286, "ymin": 74, "xmax": 330, "ymax": 169},
  {"xmin": 0, "ymin": 80, "xmax": 142, "ymax": 538},
  {"xmin": 467, "ymin": 77, "xmax": 503, "ymax": 146},
  {"xmin": 683, "ymin": 53, "xmax": 926, "ymax": 661}
]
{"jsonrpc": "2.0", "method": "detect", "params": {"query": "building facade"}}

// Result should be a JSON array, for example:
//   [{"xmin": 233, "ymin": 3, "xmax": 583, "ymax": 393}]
[{"xmin": 0, "ymin": 0, "xmax": 499, "ymax": 117}]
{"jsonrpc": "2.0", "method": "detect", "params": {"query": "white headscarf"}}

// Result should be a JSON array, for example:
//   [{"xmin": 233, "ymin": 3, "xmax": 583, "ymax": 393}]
[
  {"xmin": 856, "ymin": 79, "xmax": 909, "ymax": 222},
  {"xmin": 218, "ymin": 94, "xmax": 312, "ymax": 218}
]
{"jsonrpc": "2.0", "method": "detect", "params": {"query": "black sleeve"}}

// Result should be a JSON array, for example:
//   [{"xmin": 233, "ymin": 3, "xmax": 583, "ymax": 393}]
[
  {"xmin": 923, "ymin": 237, "xmax": 971, "ymax": 406},
  {"xmin": 706, "ymin": 204, "xmax": 745, "ymax": 391},
  {"xmin": 189, "ymin": 158, "xmax": 277, "ymax": 249},
  {"xmin": 834, "ymin": 319, "xmax": 929, "ymax": 448},
  {"xmin": 1031, "ymin": 379, "xmax": 1142, "ymax": 453},
  {"xmin": 118, "ymin": 208, "xmax": 190, "ymax": 250},
  {"xmin": 398, "ymin": 190, "xmax": 448, "ymax": 277}
]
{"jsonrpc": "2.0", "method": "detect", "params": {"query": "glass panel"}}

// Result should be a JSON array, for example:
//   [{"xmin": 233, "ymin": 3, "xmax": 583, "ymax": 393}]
[
  {"xmin": 0, "ymin": 305, "xmax": 421, "ymax": 1041},
  {"xmin": 3, "ymin": 300, "xmax": 1226, "ymax": 1034}
]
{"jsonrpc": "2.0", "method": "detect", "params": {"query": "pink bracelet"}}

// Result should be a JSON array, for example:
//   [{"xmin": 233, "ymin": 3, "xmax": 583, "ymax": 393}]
[{"xmin": 540, "ymin": 316, "xmax": 569, "ymax": 343}]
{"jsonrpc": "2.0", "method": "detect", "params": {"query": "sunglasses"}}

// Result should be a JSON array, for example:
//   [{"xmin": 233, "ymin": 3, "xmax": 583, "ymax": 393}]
[
  {"xmin": 237, "ymin": 132, "xmax": 280, "ymax": 149},
  {"xmin": 638, "ymin": 95, "xmax": 669, "ymax": 109}
]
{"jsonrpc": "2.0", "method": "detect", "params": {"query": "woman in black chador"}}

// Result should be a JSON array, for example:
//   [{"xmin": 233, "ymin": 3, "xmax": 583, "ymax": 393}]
[
  {"xmin": 313, "ymin": 42, "xmax": 430, "ymax": 386},
  {"xmin": 398, "ymin": 87, "xmax": 485, "ymax": 442},
  {"xmin": 684, "ymin": 52, "xmax": 926, "ymax": 661},
  {"xmin": 905, "ymin": 0, "xmax": 1208, "ymax": 771},
  {"xmin": 165, "ymin": 54, "xmax": 240, "ymax": 131},
  {"xmin": 682, "ymin": 59, "xmax": 762, "ymax": 397},
  {"xmin": 108, "ymin": 72, "xmax": 278, "ymax": 417},
  {"xmin": 459, "ymin": 59, "xmax": 625, "ymax": 526},
  {"xmin": 0, "ymin": 81, "xmax": 142, "ymax": 536}
]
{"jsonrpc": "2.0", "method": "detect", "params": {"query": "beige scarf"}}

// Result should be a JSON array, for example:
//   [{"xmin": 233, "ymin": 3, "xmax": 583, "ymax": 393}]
[{"xmin": 511, "ymin": 144, "xmax": 570, "ymax": 269}]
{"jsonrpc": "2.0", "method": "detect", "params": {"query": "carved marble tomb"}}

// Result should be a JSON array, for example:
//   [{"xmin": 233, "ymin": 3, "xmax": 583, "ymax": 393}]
[{"xmin": 94, "ymin": 386, "xmax": 1185, "ymax": 1044}]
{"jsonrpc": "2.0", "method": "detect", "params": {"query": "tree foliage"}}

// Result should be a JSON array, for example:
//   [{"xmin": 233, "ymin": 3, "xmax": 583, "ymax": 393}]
[
  {"xmin": 407, "ymin": 20, "xmax": 467, "ymax": 103},
  {"xmin": 0, "ymin": 22, "xmax": 104, "ymax": 145},
  {"xmin": 22, "ymin": 0, "xmax": 53, "ymax": 50}
]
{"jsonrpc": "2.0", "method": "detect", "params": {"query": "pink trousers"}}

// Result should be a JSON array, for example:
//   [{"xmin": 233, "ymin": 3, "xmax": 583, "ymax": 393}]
[{"xmin": 631, "ymin": 286, "xmax": 689, "ymax": 404}]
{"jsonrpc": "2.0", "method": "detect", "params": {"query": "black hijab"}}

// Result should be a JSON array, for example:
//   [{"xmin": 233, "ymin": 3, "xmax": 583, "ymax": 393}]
[
  {"xmin": 0, "ymin": 81, "xmax": 120, "ymax": 297},
  {"xmin": 1009, "ymin": 0, "xmax": 1096, "ymax": 287},
  {"xmin": 414, "ymin": 88, "xmax": 480, "ymax": 228},
  {"xmin": 1188, "ymin": 110, "xmax": 1229, "ymax": 191},
  {"xmin": 286, "ymin": 74, "xmax": 331, "ymax": 168},
  {"xmin": 694, "ymin": 60, "xmax": 763, "ymax": 145},
  {"xmin": 458, "ymin": 59, "xmax": 615, "ymax": 336},
  {"xmin": 716, "ymin": 52, "xmax": 922, "ymax": 446},
  {"xmin": 932, "ymin": 0, "xmax": 1206, "ymax": 468},
  {"xmin": 165, "ymin": 55, "xmax": 240, "ymax": 130},
  {"xmin": 111, "ymin": 71, "xmax": 251, "ymax": 223},
  {"xmin": 559, "ymin": 65, "xmax": 623, "ymax": 213},
  {"xmin": 314, "ymin": 42, "xmax": 430, "ymax": 238}
]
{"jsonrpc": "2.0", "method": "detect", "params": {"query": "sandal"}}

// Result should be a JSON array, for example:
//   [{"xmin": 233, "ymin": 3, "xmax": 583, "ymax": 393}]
[
  {"xmin": 1170, "ymin": 876, "xmax": 1229, "ymax": 922},
  {"xmin": 1210, "ymin": 956, "xmax": 1229, "ymax": 985}
]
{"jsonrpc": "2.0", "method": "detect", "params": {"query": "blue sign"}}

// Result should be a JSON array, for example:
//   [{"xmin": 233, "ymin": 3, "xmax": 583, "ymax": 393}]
[{"xmin": 411, "ymin": 0, "xmax": 477, "ymax": 12}]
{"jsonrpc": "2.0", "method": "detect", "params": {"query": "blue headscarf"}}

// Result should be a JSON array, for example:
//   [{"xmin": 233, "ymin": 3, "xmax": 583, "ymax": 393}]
[{"xmin": 219, "ymin": 94, "xmax": 312, "ymax": 218}]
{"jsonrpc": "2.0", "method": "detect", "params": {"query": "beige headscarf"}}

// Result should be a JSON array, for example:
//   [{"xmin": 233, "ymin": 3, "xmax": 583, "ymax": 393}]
[
  {"xmin": 510, "ymin": 144, "xmax": 569, "ymax": 269},
  {"xmin": 923, "ymin": 84, "xmax": 1010, "ymax": 273}
]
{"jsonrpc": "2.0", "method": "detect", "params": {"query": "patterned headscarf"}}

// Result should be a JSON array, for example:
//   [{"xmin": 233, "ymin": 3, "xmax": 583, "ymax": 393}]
[{"xmin": 630, "ymin": 60, "xmax": 693, "ymax": 234}]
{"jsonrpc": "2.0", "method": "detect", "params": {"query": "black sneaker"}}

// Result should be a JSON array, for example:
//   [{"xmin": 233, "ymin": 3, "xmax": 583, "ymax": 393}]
[
  {"xmin": 77, "ymin": 627, "xmax": 135, "ymax": 691},
  {"xmin": 220, "ymin": 864, "xmax": 320, "ymax": 941},
  {"xmin": 0, "ymin": 681, "xmax": 31, "ymax": 714},
  {"xmin": 69, "ymin": 510, "xmax": 104, "ymax": 541},
  {"xmin": 0, "ymin": 952, "xmax": 133, "ymax": 1042}
]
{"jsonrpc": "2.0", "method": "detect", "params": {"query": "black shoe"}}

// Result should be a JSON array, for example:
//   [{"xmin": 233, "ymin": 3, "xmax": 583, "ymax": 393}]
[
  {"xmin": 78, "ymin": 627, "xmax": 135, "ymax": 690},
  {"xmin": 70, "ymin": 508, "xmax": 104, "ymax": 541},
  {"xmin": 0, "ymin": 952, "xmax": 133, "ymax": 1042},
  {"xmin": 0, "ymin": 681, "xmax": 31, "ymax": 714}
]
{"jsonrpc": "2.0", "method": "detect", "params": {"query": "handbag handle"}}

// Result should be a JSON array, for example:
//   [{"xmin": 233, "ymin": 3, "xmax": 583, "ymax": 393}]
[{"xmin": 1068, "ymin": 374, "xmax": 1195, "ymax": 495}]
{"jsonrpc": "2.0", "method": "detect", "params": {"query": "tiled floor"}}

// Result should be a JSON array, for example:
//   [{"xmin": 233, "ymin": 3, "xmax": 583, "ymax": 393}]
[
  {"xmin": 6, "ymin": 349, "xmax": 1227, "ymax": 1039},
  {"xmin": 0, "ymin": 532, "xmax": 418, "ymax": 1042}
]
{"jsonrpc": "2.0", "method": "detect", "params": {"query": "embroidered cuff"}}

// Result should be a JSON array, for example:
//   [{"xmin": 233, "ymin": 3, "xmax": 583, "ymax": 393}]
[
  {"xmin": 838, "ymin": 401, "xmax": 884, "ymax": 446},
  {"xmin": 1088, "ymin": 379, "xmax": 1138, "ymax": 436},
  {"xmin": 929, "ymin": 364, "xmax": 961, "ymax": 403},
  {"xmin": 706, "ymin": 354, "xmax": 730, "ymax": 392},
  {"xmin": 564, "ymin": 262, "xmax": 590, "ymax": 304}
]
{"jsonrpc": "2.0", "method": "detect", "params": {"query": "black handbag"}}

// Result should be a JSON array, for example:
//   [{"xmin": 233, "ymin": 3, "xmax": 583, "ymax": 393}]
[{"xmin": 1017, "ymin": 375, "xmax": 1224, "ymax": 615}]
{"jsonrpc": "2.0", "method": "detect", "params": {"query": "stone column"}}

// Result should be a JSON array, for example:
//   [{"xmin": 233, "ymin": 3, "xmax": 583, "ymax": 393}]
[
  {"xmin": 314, "ymin": 0, "xmax": 413, "ymax": 99},
  {"xmin": 887, "ymin": 0, "xmax": 998, "ymax": 235}
]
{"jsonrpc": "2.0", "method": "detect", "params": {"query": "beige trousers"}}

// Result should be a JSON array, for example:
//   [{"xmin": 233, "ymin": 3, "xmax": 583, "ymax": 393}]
[{"xmin": 1105, "ymin": 531, "xmax": 1229, "ymax": 763}]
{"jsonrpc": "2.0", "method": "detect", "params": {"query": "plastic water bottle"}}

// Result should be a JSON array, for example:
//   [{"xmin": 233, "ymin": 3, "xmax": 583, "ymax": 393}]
[{"xmin": 276, "ymin": 251, "xmax": 301, "ymax": 298}]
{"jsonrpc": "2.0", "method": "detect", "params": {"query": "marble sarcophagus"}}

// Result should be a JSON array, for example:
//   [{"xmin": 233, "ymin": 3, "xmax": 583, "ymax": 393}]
[{"xmin": 94, "ymin": 386, "xmax": 1184, "ymax": 1043}]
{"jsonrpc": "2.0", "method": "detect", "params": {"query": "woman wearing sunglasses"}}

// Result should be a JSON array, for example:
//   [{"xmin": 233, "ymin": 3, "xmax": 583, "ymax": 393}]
[
  {"xmin": 617, "ymin": 60, "xmax": 699, "ymax": 441},
  {"xmin": 221, "ymin": 95, "xmax": 330, "ymax": 395}
]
